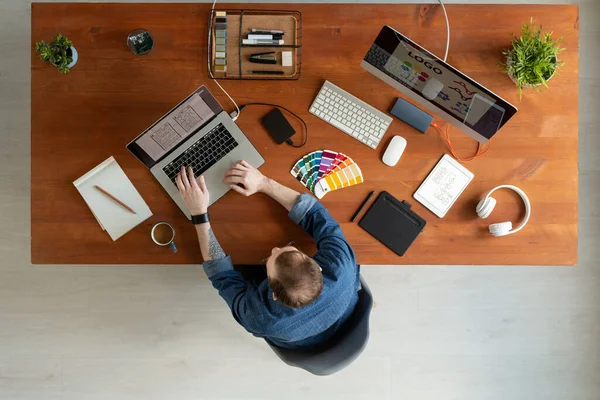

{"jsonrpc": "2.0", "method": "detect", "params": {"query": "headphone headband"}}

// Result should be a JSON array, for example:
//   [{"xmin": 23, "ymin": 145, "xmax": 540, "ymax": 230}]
[{"xmin": 480, "ymin": 185, "xmax": 531, "ymax": 235}]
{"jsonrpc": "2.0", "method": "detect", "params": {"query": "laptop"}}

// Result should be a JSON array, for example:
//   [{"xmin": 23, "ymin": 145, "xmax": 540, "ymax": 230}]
[{"xmin": 127, "ymin": 86, "xmax": 264, "ymax": 218}]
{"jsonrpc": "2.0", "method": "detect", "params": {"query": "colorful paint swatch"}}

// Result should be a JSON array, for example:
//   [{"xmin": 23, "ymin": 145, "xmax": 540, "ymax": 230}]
[
  {"xmin": 323, "ymin": 153, "xmax": 349, "ymax": 176},
  {"xmin": 290, "ymin": 150, "xmax": 364, "ymax": 199},
  {"xmin": 314, "ymin": 163, "xmax": 363, "ymax": 199},
  {"xmin": 317, "ymin": 150, "xmax": 338, "ymax": 179}
]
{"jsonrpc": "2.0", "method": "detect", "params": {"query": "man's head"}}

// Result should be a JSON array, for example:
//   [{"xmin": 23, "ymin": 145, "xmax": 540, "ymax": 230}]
[{"xmin": 265, "ymin": 245, "xmax": 323, "ymax": 309}]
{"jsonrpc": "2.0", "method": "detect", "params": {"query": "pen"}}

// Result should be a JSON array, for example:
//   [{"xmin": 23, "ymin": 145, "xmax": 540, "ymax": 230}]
[
  {"xmin": 251, "ymin": 28, "xmax": 284, "ymax": 34},
  {"xmin": 251, "ymin": 70, "xmax": 285, "ymax": 75},
  {"xmin": 351, "ymin": 190, "xmax": 375, "ymax": 222},
  {"xmin": 242, "ymin": 39, "xmax": 284, "ymax": 45},
  {"xmin": 94, "ymin": 185, "xmax": 137, "ymax": 214}
]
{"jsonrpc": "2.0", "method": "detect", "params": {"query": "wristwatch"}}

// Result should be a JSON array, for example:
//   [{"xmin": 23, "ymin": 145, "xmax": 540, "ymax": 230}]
[{"xmin": 191, "ymin": 212, "xmax": 210, "ymax": 225}]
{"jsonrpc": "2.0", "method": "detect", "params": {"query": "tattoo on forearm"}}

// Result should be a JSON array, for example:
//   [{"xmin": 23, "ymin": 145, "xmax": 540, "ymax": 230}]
[{"xmin": 208, "ymin": 228, "xmax": 226, "ymax": 260}]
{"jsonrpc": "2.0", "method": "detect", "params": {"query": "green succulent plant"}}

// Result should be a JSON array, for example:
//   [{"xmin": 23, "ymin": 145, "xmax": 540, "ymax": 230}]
[
  {"xmin": 35, "ymin": 34, "xmax": 74, "ymax": 74},
  {"xmin": 500, "ymin": 19, "xmax": 565, "ymax": 98}
]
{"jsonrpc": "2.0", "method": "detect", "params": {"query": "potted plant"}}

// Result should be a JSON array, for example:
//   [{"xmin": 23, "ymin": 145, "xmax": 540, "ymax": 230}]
[
  {"xmin": 35, "ymin": 34, "xmax": 78, "ymax": 73},
  {"xmin": 500, "ymin": 19, "xmax": 564, "ymax": 98}
]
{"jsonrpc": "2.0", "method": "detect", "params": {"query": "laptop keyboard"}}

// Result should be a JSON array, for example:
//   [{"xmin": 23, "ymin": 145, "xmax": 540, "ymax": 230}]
[{"xmin": 162, "ymin": 123, "xmax": 238, "ymax": 184}]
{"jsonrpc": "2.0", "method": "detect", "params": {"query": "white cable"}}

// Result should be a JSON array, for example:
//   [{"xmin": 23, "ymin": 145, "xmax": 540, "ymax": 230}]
[
  {"xmin": 437, "ymin": 0, "xmax": 450, "ymax": 62},
  {"xmin": 208, "ymin": 0, "xmax": 240, "ymax": 120},
  {"xmin": 213, "ymin": 78, "xmax": 240, "ymax": 121}
]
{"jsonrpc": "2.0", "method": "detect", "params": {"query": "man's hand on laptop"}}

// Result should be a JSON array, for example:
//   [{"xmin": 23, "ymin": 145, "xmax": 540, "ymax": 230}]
[
  {"xmin": 224, "ymin": 160, "xmax": 268, "ymax": 197},
  {"xmin": 176, "ymin": 166, "xmax": 209, "ymax": 215}
]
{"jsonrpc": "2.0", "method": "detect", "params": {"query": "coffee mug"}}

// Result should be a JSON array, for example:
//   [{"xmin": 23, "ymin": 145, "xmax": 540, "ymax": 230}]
[{"xmin": 151, "ymin": 222, "xmax": 178, "ymax": 253}]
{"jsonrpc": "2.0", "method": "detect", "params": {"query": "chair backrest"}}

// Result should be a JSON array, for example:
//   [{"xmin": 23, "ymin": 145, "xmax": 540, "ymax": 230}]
[{"xmin": 268, "ymin": 275, "xmax": 374, "ymax": 376}]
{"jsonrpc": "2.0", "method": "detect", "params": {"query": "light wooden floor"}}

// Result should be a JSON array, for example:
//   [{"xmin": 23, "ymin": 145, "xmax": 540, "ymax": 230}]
[{"xmin": 1, "ymin": 1, "xmax": 599, "ymax": 399}]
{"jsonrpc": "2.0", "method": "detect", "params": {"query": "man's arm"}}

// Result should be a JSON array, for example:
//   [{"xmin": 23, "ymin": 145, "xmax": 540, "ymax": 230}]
[
  {"xmin": 195, "ymin": 223, "xmax": 226, "ymax": 261},
  {"xmin": 260, "ymin": 177, "xmax": 300, "ymax": 212},
  {"xmin": 224, "ymin": 160, "xmax": 300, "ymax": 212},
  {"xmin": 224, "ymin": 161, "xmax": 353, "ymax": 257},
  {"xmin": 175, "ymin": 165, "xmax": 226, "ymax": 261},
  {"xmin": 176, "ymin": 166, "xmax": 260, "ymax": 332}
]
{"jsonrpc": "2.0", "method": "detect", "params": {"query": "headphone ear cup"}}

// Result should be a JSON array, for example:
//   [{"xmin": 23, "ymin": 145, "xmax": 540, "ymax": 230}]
[
  {"xmin": 476, "ymin": 196, "xmax": 496, "ymax": 219},
  {"xmin": 489, "ymin": 221, "xmax": 513, "ymax": 237}
]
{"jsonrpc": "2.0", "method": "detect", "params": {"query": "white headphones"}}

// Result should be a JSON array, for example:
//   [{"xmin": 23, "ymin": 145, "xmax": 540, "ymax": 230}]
[{"xmin": 476, "ymin": 185, "xmax": 531, "ymax": 237}]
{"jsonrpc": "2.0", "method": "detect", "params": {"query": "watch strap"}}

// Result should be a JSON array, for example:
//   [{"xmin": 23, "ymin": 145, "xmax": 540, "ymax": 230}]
[{"xmin": 191, "ymin": 213, "xmax": 210, "ymax": 225}]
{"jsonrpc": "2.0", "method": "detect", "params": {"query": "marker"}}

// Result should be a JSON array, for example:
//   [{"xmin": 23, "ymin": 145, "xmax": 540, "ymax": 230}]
[
  {"xmin": 251, "ymin": 28, "xmax": 284, "ymax": 34},
  {"xmin": 351, "ymin": 190, "xmax": 375, "ymax": 222},
  {"xmin": 251, "ymin": 70, "xmax": 285, "ymax": 75},
  {"xmin": 247, "ymin": 34, "xmax": 283, "ymax": 40}
]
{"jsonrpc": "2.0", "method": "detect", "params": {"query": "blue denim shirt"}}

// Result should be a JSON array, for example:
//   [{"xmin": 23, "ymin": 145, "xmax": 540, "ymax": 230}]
[{"xmin": 203, "ymin": 193, "xmax": 360, "ymax": 349}]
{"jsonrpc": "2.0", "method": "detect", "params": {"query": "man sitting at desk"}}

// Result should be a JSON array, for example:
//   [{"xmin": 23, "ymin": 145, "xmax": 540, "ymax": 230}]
[{"xmin": 175, "ymin": 161, "xmax": 360, "ymax": 349}]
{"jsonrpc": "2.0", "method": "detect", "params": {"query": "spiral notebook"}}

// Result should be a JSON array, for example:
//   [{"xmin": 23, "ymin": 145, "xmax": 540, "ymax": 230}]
[{"xmin": 73, "ymin": 156, "xmax": 153, "ymax": 241}]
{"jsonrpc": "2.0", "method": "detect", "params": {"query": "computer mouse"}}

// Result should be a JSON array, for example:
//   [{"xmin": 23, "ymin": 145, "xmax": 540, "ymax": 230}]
[
  {"xmin": 382, "ymin": 135, "xmax": 407, "ymax": 167},
  {"xmin": 422, "ymin": 77, "xmax": 444, "ymax": 100}
]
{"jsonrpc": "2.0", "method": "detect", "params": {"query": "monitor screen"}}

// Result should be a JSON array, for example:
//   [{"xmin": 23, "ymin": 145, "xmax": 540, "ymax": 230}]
[
  {"xmin": 127, "ymin": 86, "xmax": 223, "ymax": 168},
  {"xmin": 361, "ymin": 26, "xmax": 517, "ymax": 142}
]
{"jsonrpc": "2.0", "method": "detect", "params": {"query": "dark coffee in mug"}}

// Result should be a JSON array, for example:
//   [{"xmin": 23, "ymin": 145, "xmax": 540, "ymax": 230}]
[{"xmin": 153, "ymin": 223, "xmax": 174, "ymax": 244}]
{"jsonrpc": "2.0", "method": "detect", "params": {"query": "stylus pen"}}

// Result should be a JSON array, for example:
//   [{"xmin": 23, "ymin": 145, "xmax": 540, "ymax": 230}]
[{"xmin": 351, "ymin": 190, "xmax": 375, "ymax": 222}]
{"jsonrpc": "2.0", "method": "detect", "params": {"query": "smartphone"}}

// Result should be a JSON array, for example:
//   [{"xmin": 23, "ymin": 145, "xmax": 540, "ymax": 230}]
[{"xmin": 390, "ymin": 98, "xmax": 434, "ymax": 134}]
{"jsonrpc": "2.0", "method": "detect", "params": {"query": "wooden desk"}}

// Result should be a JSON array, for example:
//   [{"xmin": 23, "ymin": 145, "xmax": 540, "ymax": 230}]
[{"xmin": 31, "ymin": 3, "xmax": 579, "ymax": 265}]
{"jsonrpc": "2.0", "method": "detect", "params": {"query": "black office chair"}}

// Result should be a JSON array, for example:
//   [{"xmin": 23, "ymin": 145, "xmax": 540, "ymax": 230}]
[{"xmin": 267, "ymin": 275, "xmax": 373, "ymax": 376}]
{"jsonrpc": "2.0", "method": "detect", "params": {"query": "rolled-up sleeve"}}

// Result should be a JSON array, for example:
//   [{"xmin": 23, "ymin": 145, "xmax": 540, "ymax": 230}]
[
  {"xmin": 288, "ymin": 193, "xmax": 317, "ymax": 224},
  {"xmin": 203, "ymin": 255, "xmax": 234, "ymax": 278}
]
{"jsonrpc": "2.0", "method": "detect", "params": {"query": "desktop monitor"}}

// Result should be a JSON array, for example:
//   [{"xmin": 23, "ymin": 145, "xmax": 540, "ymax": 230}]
[{"xmin": 361, "ymin": 26, "xmax": 517, "ymax": 143}]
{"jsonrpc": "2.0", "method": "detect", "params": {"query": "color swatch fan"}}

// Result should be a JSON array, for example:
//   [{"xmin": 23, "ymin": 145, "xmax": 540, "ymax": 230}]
[{"xmin": 290, "ymin": 150, "xmax": 364, "ymax": 199}]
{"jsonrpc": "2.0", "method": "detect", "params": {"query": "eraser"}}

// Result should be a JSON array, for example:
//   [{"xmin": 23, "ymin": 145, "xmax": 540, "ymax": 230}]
[{"xmin": 282, "ymin": 51, "xmax": 293, "ymax": 67}]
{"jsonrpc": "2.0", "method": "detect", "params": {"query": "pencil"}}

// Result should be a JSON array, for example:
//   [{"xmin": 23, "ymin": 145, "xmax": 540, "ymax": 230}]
[
  {"xmin": 351, "ymin": 190, "xmax": 375, "ymax": 222},
  {"xmin": 94, "ymin": 185, "xmax": 137, "ymax": 214}
]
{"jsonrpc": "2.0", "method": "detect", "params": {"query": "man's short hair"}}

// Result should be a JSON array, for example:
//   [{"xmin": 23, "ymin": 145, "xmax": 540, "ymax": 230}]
[{"xmin": 269, "ymin": 250, "xmax": 323, "ymax": 309}]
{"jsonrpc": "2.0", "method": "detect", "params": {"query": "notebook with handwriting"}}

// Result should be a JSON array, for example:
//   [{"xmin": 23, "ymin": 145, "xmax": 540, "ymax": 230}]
[{"xmin": 73, "ymin": 156, "xmax": 152, "ymax": 241}]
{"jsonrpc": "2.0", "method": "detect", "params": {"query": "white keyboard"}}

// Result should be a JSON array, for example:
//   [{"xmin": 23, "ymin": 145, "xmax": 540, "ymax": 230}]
[{"xmin": 309, "ymin": 80, "xmax": 393, "ymax": 149}]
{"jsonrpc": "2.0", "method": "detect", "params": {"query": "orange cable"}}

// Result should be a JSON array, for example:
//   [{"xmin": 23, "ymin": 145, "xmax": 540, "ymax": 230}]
[{"xmin": 431, "ymin": 122, "xmax": 491, "ymax": 163}]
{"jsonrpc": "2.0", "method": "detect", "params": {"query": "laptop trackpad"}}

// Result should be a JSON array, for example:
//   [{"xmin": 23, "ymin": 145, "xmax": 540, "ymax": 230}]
[{"xmin": 204, "ymin": 156, "xmax": 234, "ymax": 194}]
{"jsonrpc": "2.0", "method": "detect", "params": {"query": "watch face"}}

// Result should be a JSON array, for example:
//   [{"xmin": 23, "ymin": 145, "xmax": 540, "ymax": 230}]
[{"xmin": 127, "ymin": 29, "xmax": 154, "ymax": 55}]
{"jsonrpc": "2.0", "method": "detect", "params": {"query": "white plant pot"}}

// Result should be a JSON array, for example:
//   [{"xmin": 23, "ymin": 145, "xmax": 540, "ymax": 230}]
[
  {"xmin": 52, "ymin": 46, "xmax": 78, "ymax": 69},
  {"xmin": 67, "ymin": 46, "xmax": 78, "ymax": 68},
  {"xmin": 506, "ymin": 52, "xmax": 557, "ymax": 88}
]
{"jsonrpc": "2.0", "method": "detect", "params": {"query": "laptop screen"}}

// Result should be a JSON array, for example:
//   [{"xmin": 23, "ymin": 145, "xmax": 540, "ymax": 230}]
[
  {"xmin": 362, "ymin": 26, "xmax": 517, "ymax": 141},
  {"xmin": 127, "ymin": 86, "xmax": 223, "ymax": 168}
]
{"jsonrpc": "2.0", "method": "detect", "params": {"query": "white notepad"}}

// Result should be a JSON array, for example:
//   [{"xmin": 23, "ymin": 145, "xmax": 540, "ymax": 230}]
[
  {"xmin": 413, "ymin": 154, "xmax": 474, "ymax": 218},
  {"xmin": 73, "ymin": 156, "xmax": 153, "ymax": 241}
]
